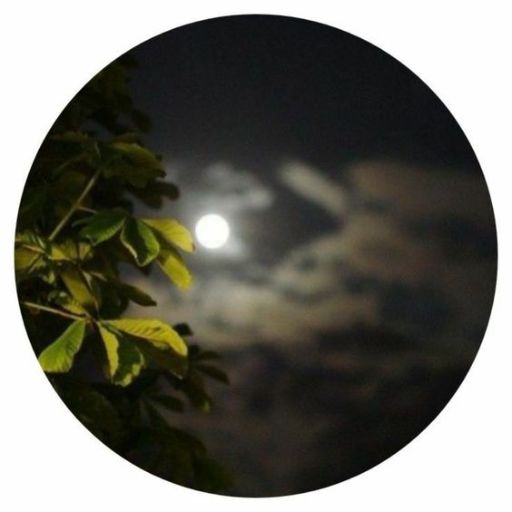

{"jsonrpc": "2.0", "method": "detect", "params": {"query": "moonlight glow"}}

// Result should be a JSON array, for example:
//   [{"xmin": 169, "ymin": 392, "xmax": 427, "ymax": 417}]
[{"xmin": 195, "ymin": 214, "xmax": 230, "ymax": 249}]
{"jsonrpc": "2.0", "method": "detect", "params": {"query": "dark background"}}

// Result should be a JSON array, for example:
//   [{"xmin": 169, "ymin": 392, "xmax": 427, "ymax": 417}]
[{"xmin": 120, "ymin": 15, "xmax": 495, "ymax": 496}]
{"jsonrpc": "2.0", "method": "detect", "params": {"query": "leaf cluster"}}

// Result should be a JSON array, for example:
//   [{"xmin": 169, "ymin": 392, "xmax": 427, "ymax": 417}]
[{"xmin": 15, "ymin": 57, "xmax": 231, "ymax": 492}]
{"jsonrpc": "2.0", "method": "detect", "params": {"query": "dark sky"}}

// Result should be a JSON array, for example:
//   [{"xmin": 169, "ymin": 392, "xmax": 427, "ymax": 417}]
[
  {"xmin": 119, "ymin": 15, "xmax": 496, "ymax": 496},
  {"xmin": 130, "ymin": 15, "xmax": 476, "ymax": 170}
]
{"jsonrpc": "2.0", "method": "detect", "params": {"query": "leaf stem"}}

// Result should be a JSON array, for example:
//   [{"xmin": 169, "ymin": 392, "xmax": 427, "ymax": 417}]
[
  {"xmin": 49, "ymin": 167, "xmax": 102, "ymax": 241},
  {"xmin": 21, "ymin": 301, "xmax": 86, "ymax": 321}
]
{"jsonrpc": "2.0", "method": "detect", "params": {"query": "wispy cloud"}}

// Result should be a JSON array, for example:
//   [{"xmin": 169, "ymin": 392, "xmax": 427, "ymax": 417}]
[
  {"xmin": 178, "ymin": 161, "xmax": 275, "ymax": 216},
  {"xmin": 280, "ymin": 160, "xmax": 349, "ymax": 218}
]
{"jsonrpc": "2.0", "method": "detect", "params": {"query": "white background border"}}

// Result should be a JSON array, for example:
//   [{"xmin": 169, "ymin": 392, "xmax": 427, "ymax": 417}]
[{"xmin": 1, "ymin": 2, "xmax": 511, "ymax": 510}]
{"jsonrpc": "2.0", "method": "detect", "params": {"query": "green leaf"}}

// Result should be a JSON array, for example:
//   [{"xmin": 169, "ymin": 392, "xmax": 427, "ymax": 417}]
[
  {"xmin": 112, "ymin": 132, "xmax": 140, "ymax": 143},
  {"xmin": 80, "ymin": 209, "xmax": 127, "ymax": 245},
  {"xmin": 41, "ymin": 268, "xmax": 57, "ymax": 284},
  {"xmin": 173, "ymin": 323, "xmax": 194, "ymax": 337},
  {"xmin": 96, "ymin": 282, "xmax": 124, "ymax": 318},
  {"xmin": 104, "ymin": 142, "xmax": 165, "ymax": 187},
  {"xmin": 15, "ymin": 230, "xmax": 48, "ymax": 250},
  {"xmin": 113, "ymin": 337, "xmax": 145, "ymax": 386},
  {"xmin": 136, "ymin": 342, "xmax": 188, "ymax": 379},
  {"xmin": 14, "ymin": 246, "xmax": 40, "ymax": 272},
  {"xmin": 48, "ymin": 290, "xmax": 88, "ymax": 316},
  {"xmin": 18, "ymin": 186, "xmax": 48, "ymax": 227},
  {"xmin": 57, "ymin": 239, "xmax": 94, "ymax": 262},
  {"xmin": 48, "ymin": 243, "xmax": 70, "ymax": 261},
  {"xmin": 121, "ymin": 218, "xmax": 160, "ymax": 266},
  {"xmin": 60, "ymin": 266, "xmax": 97, "ymax": 311},
  {"xmin": 183, "ymin": 374, "xmax": 212, "ymax": 413},
  {"xmin": 38, "ymin": 320, "xmax": 86, "ymax": 373},
  {"xmin": 58, "ymin": 382, "xmax": 122, "ymax": 445},
  {"xmin": 157, "ymin": 247, "xmax": 192, "ymax": 289},
  {"xmin": 118, "ymin": 282, "xmax": 157, "ymax": 306},
  {"xmin": 143, "ymin": 218, "xmax": 195, "ymax": 252},
  {"xmin": 110, "ymin": 142, "xmax": 163, "ymax": 170},
  {"xmin": 98, "ymin": 325, "xmax": 119, "ymax": 378},
  {"xmin": 104, "ymin": 161, "xmax": 162, "ymax": 188},
  {"xmin": 144, "ymin": 401, "xmax": 171, "ymax": 431},
  {"xmin": 51, "ymin": 131, "xmax": 90, "ymax": 143},
  {"xmin": 194, "ymin": 457, "xmax": 234, "ymax": 493},
  {"xmin": 128, "ymin": 181, "xmax": 179, "ymax": 208},
  {"xmin": 105, "ymin": 318, "xmax": 188, "ymax": 356},
  {"xmin": 98, "ymin": 323, "xmax": 145, "ymax": 386},
  {"xmin": 82, "ymin": 271, "xmax": 103, "ymax": 309},
  {"xmin": 196, "ymin": 364, "xmax": 230, "ymax": 384},
  {"xmin": 51, "ymin": 171, "xmax": 89, "ymax": 203},
  {"xmin": 15, "ymin": 235, "xmax": 70, "ymax": 272}
]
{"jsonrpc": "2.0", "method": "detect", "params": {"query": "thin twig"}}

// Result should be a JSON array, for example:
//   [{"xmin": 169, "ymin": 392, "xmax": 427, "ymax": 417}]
[
  {"xmin": 21, "ymin": 301, "xmax": 86, "ymax": 321},
  {"xmin": 49, "ymin": 167, "xmax": 102, "ymax": 241}
]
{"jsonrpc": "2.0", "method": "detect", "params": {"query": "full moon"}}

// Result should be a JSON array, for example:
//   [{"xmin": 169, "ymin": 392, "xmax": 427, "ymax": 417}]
[{"xmin": 195, "ymin": 214, "xmax": 230, "ymax": 249}]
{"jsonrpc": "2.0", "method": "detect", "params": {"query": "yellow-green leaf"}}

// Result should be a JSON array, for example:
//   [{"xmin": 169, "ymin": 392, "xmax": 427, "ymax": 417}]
[
  {"xmin": 105, "ymin": 318, "xmax": 188, "ymax": 357},
  {"xmin": 121, "ymin": 218, "xmax": 160, "ymax": 266},
  {"xmin": 38, "ymin": 320, "xmax": 86, "ymax": 373},
  {"xmin": 98, "ymin": 324, "xmax": 145, "ymax": 386},
  {"xmin": 157, "ymin": 247, "xmax": 192, "ymax": 289},
  {"xmin": 60, "ymin": 266, "xmax": 97, "ymax": 311},
  {"xmin": 98, "ymin": 325, "xmax": 119, "ymax": 378},
  {"xmin": 48, "ymin": 244, "xmax": 70, "ymax": 261},
  {"xmin": 58, "ymin": 239, "xmax": 94, "ymax": 262},
  {"xmin": 14, "ymin": 246, "xmax": 40, "ymax": 271},
  {"xmin": 143, "ymin": 218, "xmax": 195, "ymax": 252}
]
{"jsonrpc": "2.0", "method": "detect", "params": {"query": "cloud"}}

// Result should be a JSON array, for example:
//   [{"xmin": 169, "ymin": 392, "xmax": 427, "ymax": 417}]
[
  {"xmin": 271, "ymin": 197, "xmax": 445, "ymax": 296},
  {"xmin": 188, "ymin": 161, "xmax": 275, "ymax": 214},
  {"xmin": 149, "ymin": 160, "xmax": 495, "ymax": 497},
  {"xmin": 135, "ymin": 159, "xmax": 495, "ymax": 351},
  {"xmin": 350, "ymin": 160, "xmax": 494, "ymax": 224},
  {"xmin": 131, "ymin": 270, "xmax": 378, "ymax": 347},
  {"xmin": 280, "ymin": 160, "xmax": 349, "ymax": 218}
]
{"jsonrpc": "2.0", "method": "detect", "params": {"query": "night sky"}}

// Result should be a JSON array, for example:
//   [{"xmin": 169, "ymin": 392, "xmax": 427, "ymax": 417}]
[{"xmin": 120, "ymin": 15, "xmax": 496, "ymax": 496}]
